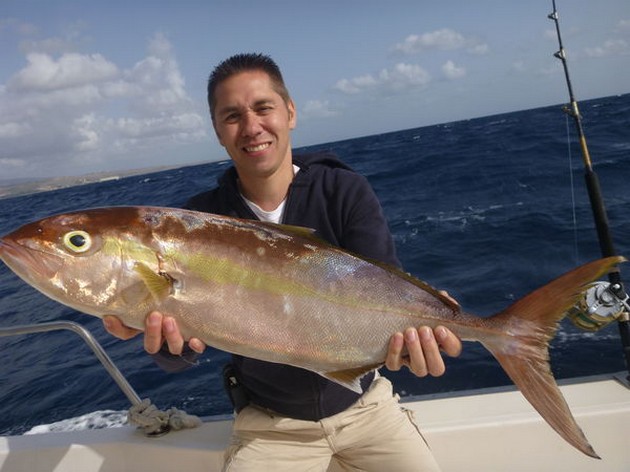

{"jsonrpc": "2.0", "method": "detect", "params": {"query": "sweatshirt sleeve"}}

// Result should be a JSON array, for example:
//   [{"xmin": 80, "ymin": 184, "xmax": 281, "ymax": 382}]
[
  {"xmin": 338, "ymin": 172, "xmax": 401, "ymax": 268},
  {"xmin": 151, "ymin": 344, "xmax": 200, "ymax": 373}
]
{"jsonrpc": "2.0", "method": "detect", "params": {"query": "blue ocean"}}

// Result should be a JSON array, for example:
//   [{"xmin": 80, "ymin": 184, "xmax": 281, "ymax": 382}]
[{"xmin": 0, "ymin": 94, "xmax": 628, "ymax": 436}]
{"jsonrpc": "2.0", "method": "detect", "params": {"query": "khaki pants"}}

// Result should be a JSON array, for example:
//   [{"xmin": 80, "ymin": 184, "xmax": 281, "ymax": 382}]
[{"xmin": 222, "ymin": 376, "xmax": 441, "ymax": 472}]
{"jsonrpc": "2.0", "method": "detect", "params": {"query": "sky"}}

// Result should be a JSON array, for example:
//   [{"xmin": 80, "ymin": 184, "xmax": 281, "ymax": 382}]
[{"xmin": 1, "ymin": 1, "xmax": 629, "ymax": 180}]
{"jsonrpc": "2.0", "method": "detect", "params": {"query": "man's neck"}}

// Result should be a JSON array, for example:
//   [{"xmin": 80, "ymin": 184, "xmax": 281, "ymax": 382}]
[{"xmin": 237, "ymin": 161, "xmax": 295, "ymax": 212}]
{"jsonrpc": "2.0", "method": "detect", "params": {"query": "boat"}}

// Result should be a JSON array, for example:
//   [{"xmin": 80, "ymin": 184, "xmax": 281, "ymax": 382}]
[
  {"xmin": 0, "ymin": 369, "xmax": 628, "ymax": 471},
  {"xmin": 1, "ymin": 3, "xmax": 629, "ymax": 471}
]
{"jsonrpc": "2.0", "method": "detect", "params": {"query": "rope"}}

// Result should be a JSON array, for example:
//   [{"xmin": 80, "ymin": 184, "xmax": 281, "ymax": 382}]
[{"xmin": 128, "ymin": 398, "xmax": 202, "ymax": 436}]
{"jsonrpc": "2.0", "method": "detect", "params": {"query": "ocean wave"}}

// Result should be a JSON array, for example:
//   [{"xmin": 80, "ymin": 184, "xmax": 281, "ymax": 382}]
[{"xmin": 24, "ymin": 410, "xmax": 128, "ymax": 435}]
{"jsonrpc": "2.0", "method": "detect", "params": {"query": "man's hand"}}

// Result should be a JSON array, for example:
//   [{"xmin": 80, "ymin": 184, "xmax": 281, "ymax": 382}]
[
  {"xmin": 103, "ymin": 315, "xmax": 142, "ymax": 340},
  {"xmin": 103, "ymin": 313, "xmax": 206, "ymax": 355},
  {"xmin": 385, "ymin": 325, "xmax": 462, "ymax": 377}
]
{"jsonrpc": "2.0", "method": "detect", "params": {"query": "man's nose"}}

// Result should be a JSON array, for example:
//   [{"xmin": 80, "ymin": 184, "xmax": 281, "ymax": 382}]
[{"xmin": 242, "ymin": 111, "xmax": 263, "ymax": 137}]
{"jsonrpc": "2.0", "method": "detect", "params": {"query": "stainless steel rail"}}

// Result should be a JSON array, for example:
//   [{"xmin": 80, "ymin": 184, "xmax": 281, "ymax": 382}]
[{"xmin": 0, "ymin": 321, "xmax": 142, "ymax": 407}]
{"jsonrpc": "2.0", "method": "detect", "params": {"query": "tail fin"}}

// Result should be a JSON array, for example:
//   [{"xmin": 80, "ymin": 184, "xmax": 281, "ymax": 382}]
[{"xmin": 483, "ymin": 256, "xmax": 625, "ymax": 459}]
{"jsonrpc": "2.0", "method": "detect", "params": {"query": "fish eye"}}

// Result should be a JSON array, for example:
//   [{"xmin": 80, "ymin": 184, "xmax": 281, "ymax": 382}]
[{"xmin": 63, "ymin": 230, "xmax": 92, "ymax": 253}]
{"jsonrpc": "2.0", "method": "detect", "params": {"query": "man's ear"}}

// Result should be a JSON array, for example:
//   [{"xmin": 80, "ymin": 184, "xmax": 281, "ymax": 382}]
[
  {"xmin": 288, "ymin": 99, "xmax": 297, "ymax": 129},
  {"xmin": 212, "ymin": 122, "xmax": 225, "ymax": 147},
  {"xmin": 215, "ymin": 131, "xmax": 225, "ymax": 147}
]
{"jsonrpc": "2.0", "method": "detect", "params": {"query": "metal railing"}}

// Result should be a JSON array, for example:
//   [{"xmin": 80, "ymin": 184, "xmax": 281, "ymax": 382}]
[
  {"xmin": 0, "ymin": 321, "xmax": 142, "ymax": 407},
  {"xmin": 0, "ymin": 321, "xmax": 205, "ymax": 436}
]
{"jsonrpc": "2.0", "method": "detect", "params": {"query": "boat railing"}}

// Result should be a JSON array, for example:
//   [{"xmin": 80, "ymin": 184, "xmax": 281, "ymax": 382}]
[{"xmin": 0, "ymin": 321, "xmax": 201, "ymax": 436}]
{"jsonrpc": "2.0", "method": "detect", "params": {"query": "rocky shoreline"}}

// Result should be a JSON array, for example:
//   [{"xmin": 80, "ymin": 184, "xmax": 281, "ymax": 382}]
[{"xmin": 0, "ymin": 164, "xmax": 195, "ymax": 200}]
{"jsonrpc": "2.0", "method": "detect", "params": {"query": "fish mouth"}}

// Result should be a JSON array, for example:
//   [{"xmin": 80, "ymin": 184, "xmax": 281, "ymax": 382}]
[{"xmin": 0, "ymin": 237, "xmax": 64, "ymax": 280}]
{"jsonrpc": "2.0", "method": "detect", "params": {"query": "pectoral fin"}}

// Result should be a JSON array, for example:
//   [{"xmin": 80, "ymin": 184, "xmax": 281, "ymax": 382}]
[{"xmin": 134, "ymin": 262, "xmax": 173, "ymax": 301}]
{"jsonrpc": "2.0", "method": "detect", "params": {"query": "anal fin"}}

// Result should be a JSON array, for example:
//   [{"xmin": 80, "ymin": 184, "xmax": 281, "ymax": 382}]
[{"xmin": 320, "ymin": 363, "xmax": 382, "ymax": 393}]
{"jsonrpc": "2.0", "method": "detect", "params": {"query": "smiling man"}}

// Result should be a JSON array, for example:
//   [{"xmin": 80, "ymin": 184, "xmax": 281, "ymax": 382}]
[
  {"xmin": 211, "ymin": 67, "xmax": 297, "ymax": 211},
  {"xmin": 105, "ymin": 53, "xmax": 461, "ymax": 471}
]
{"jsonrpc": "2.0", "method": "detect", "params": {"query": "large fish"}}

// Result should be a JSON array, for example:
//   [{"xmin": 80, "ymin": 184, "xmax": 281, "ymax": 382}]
[{"xmin": 0, "ymin": 206, "xmax": 623, "ymax": 458}]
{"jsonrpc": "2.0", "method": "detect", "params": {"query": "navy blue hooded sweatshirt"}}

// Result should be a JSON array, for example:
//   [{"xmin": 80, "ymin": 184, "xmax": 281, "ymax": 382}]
[{"xmin": 155, "ymin": 152, "xmax": 400, "ymax": 421}]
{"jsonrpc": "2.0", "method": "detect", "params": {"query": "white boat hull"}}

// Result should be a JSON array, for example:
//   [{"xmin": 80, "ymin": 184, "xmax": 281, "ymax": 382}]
[{"xmin": 1, "ymin": 374, "xmax": 628, "ymax": 472}]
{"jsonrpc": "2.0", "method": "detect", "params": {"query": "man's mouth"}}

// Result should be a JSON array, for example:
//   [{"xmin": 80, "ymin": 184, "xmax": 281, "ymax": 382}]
[{"xmin": 244, "ymin": 142, "xmax": 271, "ymax": 153}]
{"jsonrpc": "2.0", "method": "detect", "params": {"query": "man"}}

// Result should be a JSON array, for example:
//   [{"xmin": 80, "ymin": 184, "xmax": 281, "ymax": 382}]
[{"xmin": 105, "ymin": 53, "xmax": 462, "ymax": 471}]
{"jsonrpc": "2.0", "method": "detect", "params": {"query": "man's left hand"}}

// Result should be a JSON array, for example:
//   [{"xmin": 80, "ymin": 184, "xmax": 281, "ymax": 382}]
[{"xmin": 385, "ymin": 325, "xmax": 462, "ymax": 377}]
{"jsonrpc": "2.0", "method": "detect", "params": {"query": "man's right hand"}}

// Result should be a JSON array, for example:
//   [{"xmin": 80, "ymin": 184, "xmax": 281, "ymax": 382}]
[{"xmin": 103, "ymin": 312, "xmax": 206, "ymax": 355}]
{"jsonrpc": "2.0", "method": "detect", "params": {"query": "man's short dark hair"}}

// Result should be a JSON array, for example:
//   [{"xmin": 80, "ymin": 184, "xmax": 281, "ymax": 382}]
[{"xmin": 207, "ymin": 53, "xmax": 291, "ymax": 122}]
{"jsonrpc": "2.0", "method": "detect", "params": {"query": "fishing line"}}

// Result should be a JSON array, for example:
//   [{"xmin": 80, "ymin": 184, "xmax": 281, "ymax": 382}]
[{"xmin": 564, "ymin": 113, "xmax": 579, "ymax": 265}]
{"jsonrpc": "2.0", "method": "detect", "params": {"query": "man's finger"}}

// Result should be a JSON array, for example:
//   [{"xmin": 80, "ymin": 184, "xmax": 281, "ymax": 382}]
[
  {"xmin": 385, "ymin": 332, "xmax": 405, "ymax": 371},
  {"xmin": 144, "ymin": 311, "xmax": 165, "ymax": 354},
  {"xmin": 405, "ymin": 328, "xmax": 428, "ymax": 377},
  {"xmin": 188, "ymin": 338, "xmax": 207, "ymax": 354},
  {"xmin": 103, "ymin": 315, "xmax": 141, "ymax": 340},
  {"xmin": 163, "ymin": 316, "xmax": 184, "ymax": 355},
  {"xmin": 435, "ymin": 325, "xmax": 463, "ymax": 357},
  {"xmin": 419, "ymin": 327, "xmax": 445, "ymax": 377}
]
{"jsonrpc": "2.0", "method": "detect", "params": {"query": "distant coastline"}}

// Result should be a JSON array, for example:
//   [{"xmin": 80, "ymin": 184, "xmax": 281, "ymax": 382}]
[{"xmin": 0, "ymin": 162, "xmax": 208, "ymax": 200}]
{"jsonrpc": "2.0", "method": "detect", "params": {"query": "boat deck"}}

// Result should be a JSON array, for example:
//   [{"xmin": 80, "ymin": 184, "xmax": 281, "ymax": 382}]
[{"xmin": 1, "ymin": 374, "xmax": 628, "ymax": 472}]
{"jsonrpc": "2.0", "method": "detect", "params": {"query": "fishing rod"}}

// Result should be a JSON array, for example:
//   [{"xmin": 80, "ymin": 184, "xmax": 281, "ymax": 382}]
[{"xmin": 548, "ymin": 0, "xmax": 630, "ymax": 380}]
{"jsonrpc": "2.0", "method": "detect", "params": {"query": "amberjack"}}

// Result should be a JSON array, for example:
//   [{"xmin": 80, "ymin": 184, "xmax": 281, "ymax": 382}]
[{"xmin": 0, "ymin": 206, "xmax": 624, "ymax": 458}]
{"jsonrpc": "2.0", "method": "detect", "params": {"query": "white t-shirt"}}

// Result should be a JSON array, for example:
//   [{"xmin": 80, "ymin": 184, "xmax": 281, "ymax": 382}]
[{"xmin": 241, "ymin": 165, "xmax": 299, "ymax": 224}]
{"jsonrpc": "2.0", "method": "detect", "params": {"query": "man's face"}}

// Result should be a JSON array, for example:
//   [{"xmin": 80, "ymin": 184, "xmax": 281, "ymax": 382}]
[{"xmin": 212, "ymin": 70, "xmax": 296, "ymax": 180}]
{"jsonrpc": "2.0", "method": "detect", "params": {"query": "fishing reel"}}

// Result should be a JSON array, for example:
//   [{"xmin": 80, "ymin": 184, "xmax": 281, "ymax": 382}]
[{"xmin": 567, "ymin": 281, "xmax": 630, "ymax": 332}]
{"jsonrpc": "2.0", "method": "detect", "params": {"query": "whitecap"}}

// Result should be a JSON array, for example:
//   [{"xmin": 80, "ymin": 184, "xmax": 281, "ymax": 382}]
[{"xmin": 24, "ymin": 410, "xmax": 128, "ymax": 435}]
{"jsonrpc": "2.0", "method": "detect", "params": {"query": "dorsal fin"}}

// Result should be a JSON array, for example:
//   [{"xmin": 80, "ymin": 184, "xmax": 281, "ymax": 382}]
[
  {"xmin": 257, "ymin": 221, "xmax": 318, "ymax": 239},
  {"xmin": 364, "ymin": 257, "xmax": 460, "ymax": 311}
]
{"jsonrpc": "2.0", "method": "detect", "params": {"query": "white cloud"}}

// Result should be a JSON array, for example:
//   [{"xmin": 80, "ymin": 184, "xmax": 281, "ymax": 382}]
[
  {"xmin": 392, "ymin": 28, "xmax": 488, "ymax": 55},
  {"xmin": 334, "ymin": 63, "xmax": 431, "ymax": 95},
  {"xmin": 0, "ymin": 157, "xmax": 27, "ymax": 169},
  {"xmin": 301, "ymin": 100, "xmax": 338, "ymax": 119},
  {"xmin": 617, "ymin": 19, "xmax": 630, "ymax": 32},
  {"xmin": 72, "ymin": 113, "xmax": 101, "ymax": 152},
  {"xmin": 442, "ymin": 60, "xmax": 466, "ymax": 80},
  {"xmin": 8, "ymin": 52, "xmax": 118, "ymax": 92},
  {"xmin": 468, "ymin": 43, "xmax": 489, "ymax": 55},
  {"xmin": 112, "ymin": 113, "xmax": 205, "ymax": 140},
  {"xmin": 334, "ymin": 75, "xmax": 378, "ymax": 94},
  {"xmin": 379, "ymin": 63, "xmax": 431, "ymax": 90},
  {"xmin": 0, "ymin": 121, "xmax": 32, "ymax": 139},
  {"xmin": 0, "ymin": 33, "xmax": 207, "ymax": 177},
  {"xmin": 584, "ymin": 39, "xmax": 630, "ymax": 57}
]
